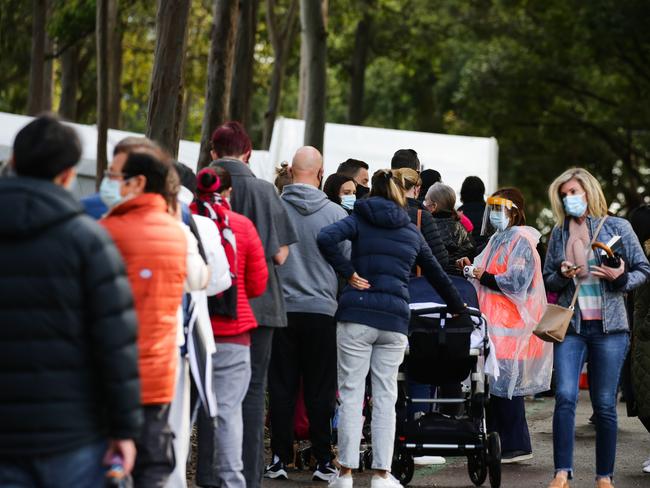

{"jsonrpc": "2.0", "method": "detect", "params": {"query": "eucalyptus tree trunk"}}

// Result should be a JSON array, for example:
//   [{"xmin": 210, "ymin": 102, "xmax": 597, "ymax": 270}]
[
  {"xmin": 300, "ymin": 0, "xmax": 327, "ymax": 152},
  {"xmin": 145, "ymin": 0, "xmax": 192, "ymax": 158},
  {"xmin": 27, "ymin": 0, "xmax": 47, "ymax": 115},
  {"xmin": 198, "ymin": 0, "xmax": 239, "ymax": 168},
  {"xmin": 229, "ymin": 0, "xmax": 260, "ymax": 128},
  {"xmin": 262, "ymin": 0, "xmax": 299, "ymax": 148}
]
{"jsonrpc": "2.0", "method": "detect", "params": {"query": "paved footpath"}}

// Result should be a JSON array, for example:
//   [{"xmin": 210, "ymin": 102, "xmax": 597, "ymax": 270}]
[{"xmin": 262, "ymin": 392, "xmax": 649, "ymax": 488}]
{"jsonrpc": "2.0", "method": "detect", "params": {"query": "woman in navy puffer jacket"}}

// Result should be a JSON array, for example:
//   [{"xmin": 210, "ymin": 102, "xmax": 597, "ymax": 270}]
[{"xmin": 318, "ymin": 169, "xmax": 466, "ymax": 488}]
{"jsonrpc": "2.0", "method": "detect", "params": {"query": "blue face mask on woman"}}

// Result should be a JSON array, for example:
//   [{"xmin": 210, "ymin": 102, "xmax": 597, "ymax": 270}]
[
  {"xmin": 341, "ymin": 194, "xmax": 356, "ymax": 210},
  {"xmin": 489, "ymin": 212, "xmax": 510, "ymax": 231},
  {"xmin": 563, "ymin": 193, "xmax": 588, "ymax": 218}
]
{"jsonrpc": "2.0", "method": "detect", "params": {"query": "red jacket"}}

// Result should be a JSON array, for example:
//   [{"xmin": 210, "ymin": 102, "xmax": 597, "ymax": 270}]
[
  {"xmin": 102, "ymin": 194, "xmax": 187, "ymax": 405},
  {"xmin": 192, "ymin": 206, "xmax": 268, "ymax": 336}
]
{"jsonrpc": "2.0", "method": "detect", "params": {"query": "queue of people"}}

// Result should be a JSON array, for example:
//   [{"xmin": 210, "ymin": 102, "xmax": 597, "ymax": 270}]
[{"xmin": 2, "ymin": 113, "xmax": 650, "ymax": 488}]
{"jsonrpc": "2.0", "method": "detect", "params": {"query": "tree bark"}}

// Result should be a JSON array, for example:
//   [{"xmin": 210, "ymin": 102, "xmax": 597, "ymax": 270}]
[
  {"xmin": 229, "ymin": 0, "xmax": 260, "ymax": 128},
  {"xmin": 59, "ymin": 44, "xmax": 79, "ymax": 120},
  {"xmin": 347, "ymin": 0, "xmax": 373, "ymax": 126},
  {"xmin": 27, "ymin": 0, "xmax": 47, "ymax": 115},
  {"xmin": 96, "ymin": 0, "xmax": 110, "ymax": 187},
  {"xmin": 297, "ymin": 30, "xmax": 307, "ymax": 119},
  {"xmin": 107, "ymin": 0, "xmax": 122, "ymax": 129},
  {"xmin": 145, "ymin": 0, "xmax": 192, "ymax": 158},
  {"xmin": 198, "ymin": 0, "xmax": 239, "ymax": 169},
  {"xmin": 43, "ymin": 27, "xmax": 53, "ymax": 111},
  {"xmin": 262, "ymin": 0, "xmax": 299, "ymax": 149},
  {"xmin": 300, "ymin": 0, "xmax": 327, "ymax": 152}
]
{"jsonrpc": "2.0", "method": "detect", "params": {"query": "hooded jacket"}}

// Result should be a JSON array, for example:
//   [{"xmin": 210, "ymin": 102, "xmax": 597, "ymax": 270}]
[
  {"xmin": 279, "ymin": 184, "xmax": 350, "ymax": 316},
  {"xmin": 102, "ymin": 194, "xmax": 187, "ymax": 405},
  {"xmin": 0, "ymin": 177, "xmax": 142, "ymax": 455},
  {"xmin": 433, "ymin": 210, "xmax": 476, "ymax": 273},
  {"xmin": 212, "ymin": 159, "xmax": 298, "ymax": 327},
  {"xmin": 318, "ymin": 197, "xmax": 466, "ymax": 335}
]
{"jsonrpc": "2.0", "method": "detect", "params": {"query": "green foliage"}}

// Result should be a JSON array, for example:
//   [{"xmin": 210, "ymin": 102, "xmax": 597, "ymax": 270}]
[{"xmin": 4, "ymin": 0, "xmax": 650, "ymax": 223}]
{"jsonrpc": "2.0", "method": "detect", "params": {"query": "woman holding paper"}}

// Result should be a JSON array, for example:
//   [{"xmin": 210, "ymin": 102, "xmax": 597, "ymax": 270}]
[{"xmin": 544, "ymin": 168, "xmax": 650, "ymax": 488}]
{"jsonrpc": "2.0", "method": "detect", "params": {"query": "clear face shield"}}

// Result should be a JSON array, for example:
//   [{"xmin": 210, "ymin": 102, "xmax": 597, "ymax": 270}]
[{"xmin": 481, "ymin": 196, "xmax": 517, "ymax": 235}]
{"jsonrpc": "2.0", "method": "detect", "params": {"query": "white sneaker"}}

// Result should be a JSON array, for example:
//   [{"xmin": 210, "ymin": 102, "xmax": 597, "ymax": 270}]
[
  {"xmin": 370, "ymin": 473, "xmax": 402, "ymax": 488},
  {"xmin": 413, "ymin": 455, "xmax": 446, "ymax": 466},
  {"xmin": 643, "ymin": 463, "xmax": 650, "ymax": 474},
  {"xmin": 643, "ymin": 457, "xmax": 650, "ymax": 468},
  {"xmin": 329, "ymin": 473, "xmax": 353, "ymax": 488}
]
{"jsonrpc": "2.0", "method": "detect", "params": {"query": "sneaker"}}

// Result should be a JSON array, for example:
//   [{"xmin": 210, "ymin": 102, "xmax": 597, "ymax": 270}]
[
  {"xmin": 643, "ymin": 463, "xmax": 650, "ymax": 474},
  {"xmin": 313, "ymin": 462, "xmax": 338, "ymax": 481},
  {"xmin": 370, "ymin": 473, "xmax": 402, "ymax": 488},
  {"xmin": 643, "ymin": 457, "xmax": 650, "ymax": 468},
  {"xmin": 264, "ymin": 455, "xmax": 288, "ymax": 480},
  {"xmin": 328, "ymin": 473, "xmax": 353, "ymax": 488},
  {"xmin": 413, "ymin": 456, "xmax": 446, "ymax": 466},
  {"xmin": 501, "ymin": 450, "xmax": 533, "ymax": 464}
]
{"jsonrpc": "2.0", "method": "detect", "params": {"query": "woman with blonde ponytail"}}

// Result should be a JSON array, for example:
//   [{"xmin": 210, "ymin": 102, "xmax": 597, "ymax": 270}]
[
  {"xmin": 318, "ymin": 169, "xmax": 467, "ymax": 488},
  {"xmin": 392, "ymin": 168, "xmax": 450, "ymax": 268}
]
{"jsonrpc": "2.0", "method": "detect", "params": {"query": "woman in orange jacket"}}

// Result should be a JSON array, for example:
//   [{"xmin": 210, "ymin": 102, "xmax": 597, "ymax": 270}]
[{"xmin": 458, "ymin": 188, "xmax": 552, "ymax": 464}]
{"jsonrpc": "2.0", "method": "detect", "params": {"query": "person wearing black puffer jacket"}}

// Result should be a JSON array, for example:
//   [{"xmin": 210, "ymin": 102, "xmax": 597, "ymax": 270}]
[
  {"xmin": 425, "ymin": 182, "xmax": 476, "ymax": 274},
  {"xmin": 0, "ymin": 116, "xmax": 142, "ymax": 487},
  {"xmin": 391, "ymin": 152, "xmax": 449, "ymax": 269},
  {"xmin": 318, "ymin": 169, "xmax": 466, "ymax": 488}
]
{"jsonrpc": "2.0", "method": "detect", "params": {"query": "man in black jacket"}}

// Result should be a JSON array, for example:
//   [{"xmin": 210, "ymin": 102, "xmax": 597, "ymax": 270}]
[
  {"xmin": 0, "ymin": 115, "xmax": 142, "ymax": 486},
  {"xmin": 391, "ymin": 148, "xmax": 449, "ymax": 268}
]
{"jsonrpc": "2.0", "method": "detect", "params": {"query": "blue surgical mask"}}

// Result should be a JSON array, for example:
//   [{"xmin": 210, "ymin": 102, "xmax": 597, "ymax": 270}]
[
  {"xmin": 489, "ymin": 212, "xmax": 509, "ymax": 231},
  {"xmin": 99, "ymin": 177, "xmax": 123, "ymax": 208},
  {"xmin": 341, "ymin": 194, "xmax": 356, "ymax": 210},
  {"xmin": 563, "ymin": 193, "xmax": 587, "ymax": 218}
]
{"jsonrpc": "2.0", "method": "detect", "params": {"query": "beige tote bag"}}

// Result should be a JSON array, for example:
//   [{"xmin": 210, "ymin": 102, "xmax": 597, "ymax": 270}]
[{"xmin": 534, "ymin": 216, "xmax": 607, "ymax": 343}]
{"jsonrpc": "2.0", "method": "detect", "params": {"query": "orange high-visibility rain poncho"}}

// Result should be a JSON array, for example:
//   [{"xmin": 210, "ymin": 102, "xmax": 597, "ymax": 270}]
[{"xmin": 473, "ymin": 225, "xmax": 553, "ymax": 398}]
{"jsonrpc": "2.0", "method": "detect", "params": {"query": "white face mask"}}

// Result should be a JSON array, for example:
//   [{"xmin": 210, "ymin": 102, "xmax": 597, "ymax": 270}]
[
  {"xmin": 99, "ymin": 177, "xmax": 123, "ymax": 208},
  {"xmin": 341, "ymin": 194, "xmax": 356, "ymax": 210}
]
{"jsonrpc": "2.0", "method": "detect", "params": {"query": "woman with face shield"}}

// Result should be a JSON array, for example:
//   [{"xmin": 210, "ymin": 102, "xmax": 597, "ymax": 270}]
[
  {"xmin": 457, "ymin": 187, "xmax": 552, "ymax": 465},
  {"xmin": 544, "ymin": 168, "xmax": 650, "ymax": 488}
]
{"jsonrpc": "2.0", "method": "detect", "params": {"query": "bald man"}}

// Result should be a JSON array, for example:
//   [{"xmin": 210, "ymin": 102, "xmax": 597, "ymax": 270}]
[{"xmin": 265, "ymin": 147, "xmax": 350, "ymax": 482}]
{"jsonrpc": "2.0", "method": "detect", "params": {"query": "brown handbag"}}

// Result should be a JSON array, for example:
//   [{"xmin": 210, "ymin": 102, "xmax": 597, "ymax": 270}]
[{"xmin": 534, "ymin": 216, "xmax": 607, "ymax": 343}]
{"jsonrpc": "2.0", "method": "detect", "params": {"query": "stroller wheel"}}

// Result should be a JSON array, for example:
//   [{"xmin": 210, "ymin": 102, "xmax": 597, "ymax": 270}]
[
  {"xmin": 391, "ymin": 448, "xmax": 414, "ymax": 486},
  {"xmin": 487, "ymin": 432, "xmax": 501, "ymax": 488},
  {"xmin": 467, "ymin": 452, "xmax": 488, "ymax": 486}
]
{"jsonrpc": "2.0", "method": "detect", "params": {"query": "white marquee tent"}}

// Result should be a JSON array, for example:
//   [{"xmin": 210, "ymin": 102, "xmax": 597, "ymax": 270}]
[{"xmin": 0, "ymin": 112, "xmax": 498, "ymax": 200}]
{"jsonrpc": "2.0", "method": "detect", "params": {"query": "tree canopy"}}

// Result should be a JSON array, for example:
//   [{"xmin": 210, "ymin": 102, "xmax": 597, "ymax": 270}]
[{"xmin": 1, "ymin": 0, "xmax": 649, "ymax": 225}]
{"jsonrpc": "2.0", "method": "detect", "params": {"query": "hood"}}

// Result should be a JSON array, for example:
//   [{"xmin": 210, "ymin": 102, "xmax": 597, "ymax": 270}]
[
  {"xmin": 281, "ymin": 184, "xmax": 330, "ymax": 216},
  {"xmin": 0, "ymin": 177, "xmax": 82, "ymax": 238},
  {"xmin": 354, "ymin": 196, "xmax": 411, "ymax": 229}
]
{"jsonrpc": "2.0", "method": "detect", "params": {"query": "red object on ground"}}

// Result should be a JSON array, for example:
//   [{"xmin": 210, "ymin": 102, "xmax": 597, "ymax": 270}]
[{"xmin": 579, "ymin": 364, "xmax": 589, "ymax": 390}]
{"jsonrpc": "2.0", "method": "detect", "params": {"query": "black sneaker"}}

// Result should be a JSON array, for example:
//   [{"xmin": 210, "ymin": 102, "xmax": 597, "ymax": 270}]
[
  {"xmin": 313, "ymin": 461, "xmax": 338, "ymax": 481},
  {"xmin": 264, "ymin": 456, "xmax": 288, "ymax": 480}
]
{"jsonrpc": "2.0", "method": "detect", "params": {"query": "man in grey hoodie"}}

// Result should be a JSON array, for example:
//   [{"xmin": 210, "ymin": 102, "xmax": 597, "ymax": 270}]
[{"xmin": 265, "ymin": 147, "xmax": 349, "ymax": 482}]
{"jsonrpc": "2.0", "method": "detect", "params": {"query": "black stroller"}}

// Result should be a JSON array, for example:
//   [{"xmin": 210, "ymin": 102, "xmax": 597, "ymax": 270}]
[{"xmin": 390, "ymin": 275, "xmax": 502, "ymax": 487}]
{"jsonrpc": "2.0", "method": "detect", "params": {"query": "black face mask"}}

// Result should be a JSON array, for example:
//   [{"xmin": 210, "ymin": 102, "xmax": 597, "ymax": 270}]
[{"xmin": 356, "ymin": 185, "xmax": 370, "ymax": 199}]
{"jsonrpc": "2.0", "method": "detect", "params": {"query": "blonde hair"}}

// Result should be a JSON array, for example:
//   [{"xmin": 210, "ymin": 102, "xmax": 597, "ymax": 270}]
[
  {"xmin": 392, "ymin": 168, "xmax": 422, "ymax": 192},
  {"xmin": 425, "ymin": 182, "xmax": 456, "ymax": 212},
  {"xmin": 370, "ymin": 169, "xmax": 407, "ymax": 207},
  {"xmin": 548, "ymin": 168, "xmax": 608, "ymax": 224}
]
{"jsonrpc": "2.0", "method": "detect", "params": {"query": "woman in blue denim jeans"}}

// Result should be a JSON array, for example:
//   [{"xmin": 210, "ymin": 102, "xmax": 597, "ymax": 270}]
[{"xmin": 544, "ymin": 168, "xmax": 650, "ymax": 488}]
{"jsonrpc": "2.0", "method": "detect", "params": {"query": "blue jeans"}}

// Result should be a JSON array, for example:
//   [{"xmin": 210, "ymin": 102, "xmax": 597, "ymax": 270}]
[
  {"xmin": 552, "ymin": 320, "xmax": 629, "ymax": 479},
  {"xmin": 0, "ymin": 440, "xmax": 107, "ymax": 487}
]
